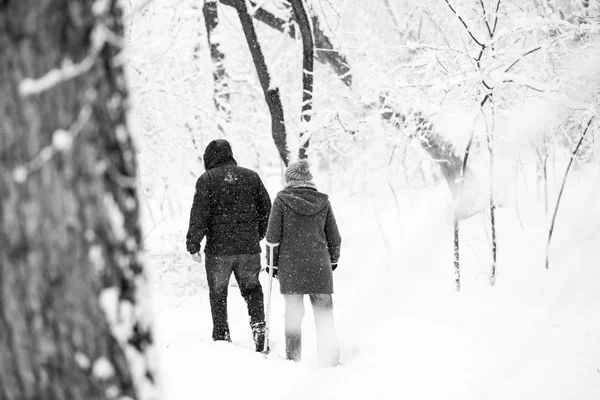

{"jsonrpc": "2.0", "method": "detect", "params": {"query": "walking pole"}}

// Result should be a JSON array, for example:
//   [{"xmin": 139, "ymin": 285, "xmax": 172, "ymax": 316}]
[{"xmin": 263, "ymin": 242, "xmax": 279, "ymax": 355}]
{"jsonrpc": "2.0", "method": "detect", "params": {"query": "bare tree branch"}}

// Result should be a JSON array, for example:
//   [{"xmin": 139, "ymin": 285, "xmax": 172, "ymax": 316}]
[
  {"xmin": 478, "ymin": 0, "xmax": 494, "ymax": 37},
  {"xmin": 545, "ymin": 116, "xmax": 595, "ymax": 269},
  {"xmin": 504, "ymin": 46, "xmax": 542, "ymax": 72},
  {"xmin": 443, "ymin": 0, "xmax": 485, "ymax": 47},
  {"xmin": 492, "ymin": 0, "xmax": 501, "ymax": 34}
]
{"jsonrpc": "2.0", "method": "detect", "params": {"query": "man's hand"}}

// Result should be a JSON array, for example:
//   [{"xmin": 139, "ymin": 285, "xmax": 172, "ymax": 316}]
[{"xmin": 191, "ymin": 252, "xmax": 203, "ymax": 264}]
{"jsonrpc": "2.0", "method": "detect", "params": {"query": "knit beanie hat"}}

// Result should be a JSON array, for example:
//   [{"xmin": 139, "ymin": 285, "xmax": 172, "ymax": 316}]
[{"xmin": 284, "ymin": 159, "xmax": 313, "ymax": 183}]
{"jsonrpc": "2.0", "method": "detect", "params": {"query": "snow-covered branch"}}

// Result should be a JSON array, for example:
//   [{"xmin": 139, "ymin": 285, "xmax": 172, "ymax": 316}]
[
  {"xmin": 504, "ymin": 46, "xmax": 542, "ymax": 72},
  {"xmin": 397, "ymin": 41, "xmax": 471, "ymax": 56},
  {"xmin": 443, "ymin": 0, "xmax": 485, "ymax": 47},
  {"xmin": 19, "ymin": 55, "xmax": 97, "ymax": 97},
  {"xmin": 19, "ymin": 25, "xmax": 107, "ymax": 97},
  {"xmin": 492, "ymin": 72, "xmax": 559, "ymax": 92},
  {"xmin": 12, "ymin": 106, "xmax": 92, "ymax": 183},
  {"xmin": 546, "ymin": 116, "xmax": 596, "ymax": 269}
]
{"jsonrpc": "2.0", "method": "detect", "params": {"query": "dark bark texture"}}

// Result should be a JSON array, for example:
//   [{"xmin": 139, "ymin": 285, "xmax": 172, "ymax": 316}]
[
  {"xmin": 0, "ymin": 1, "xmax": 154, "ymax": 399},
  {"xmin": 453, "ymin": 217, "xmax": 461, "ymax": 292},
  {"xmin": 234, "ymin": 0, "xmax": 290, "ymax": 166},
  {"xmin": 309, "ymin": 14, "xmax": 352, "ymax": 87},
  {"xmin": 289, "ymin": 0, "xmax": 314, "ymax": 159},
  {"xmin": 203, "ymin": 0, "xmax": 231, "ymax": 134},
  {"xmin": 220, "ymin": 0, "xmax": 352, "ymax": 87}
]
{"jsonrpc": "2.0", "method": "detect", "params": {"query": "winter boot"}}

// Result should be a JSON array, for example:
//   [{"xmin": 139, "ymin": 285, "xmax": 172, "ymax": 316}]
[
  {"xmin": 251, "ymin": 322, "xmax": 267, "ymax": 353},
  {"xmin": 213, "ymin": 329, "xmax": 231, "ymax": 343}
]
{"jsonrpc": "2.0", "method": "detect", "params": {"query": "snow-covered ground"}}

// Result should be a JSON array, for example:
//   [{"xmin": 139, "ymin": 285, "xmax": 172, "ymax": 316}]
[{"xmin": 144, "ymin": 166, "xmax": 600, "ymax": 400}]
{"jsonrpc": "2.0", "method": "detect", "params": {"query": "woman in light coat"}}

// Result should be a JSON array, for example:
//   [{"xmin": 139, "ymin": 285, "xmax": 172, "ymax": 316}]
[{"xmin": 266, "ymin": 159, "xmax": 341, "ymax": 366}]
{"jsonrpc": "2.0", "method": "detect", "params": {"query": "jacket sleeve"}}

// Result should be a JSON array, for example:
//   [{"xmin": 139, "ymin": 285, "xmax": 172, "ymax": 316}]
[
  {"xmin": 256, "ymin": 177, "xmax": 272, "ymax": 240},
  {"xmin": 186, "ymin": 175, "xmax": 210, "ymax": 254},
  {"xmin": 265, "ymin": 197, "xmax": 283, "ymax": 266},
  {"xmin": 324, "ymin": 203, "xmax": 342, "ymax": 264}
]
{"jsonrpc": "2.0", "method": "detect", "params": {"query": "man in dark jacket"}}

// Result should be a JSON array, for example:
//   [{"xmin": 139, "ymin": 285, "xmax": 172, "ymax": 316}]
[{"xmin": 186, "ymin": 139, "xmax": 271, "ymax": 351}]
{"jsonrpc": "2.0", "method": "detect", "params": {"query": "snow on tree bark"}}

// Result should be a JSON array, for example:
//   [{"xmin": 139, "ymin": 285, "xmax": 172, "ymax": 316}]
[
  {"xmin": 0, "ymin": 1, "xmax": 156, "ymax": 399},
  {"xmin": 453, "ymin": 218, "xmax": 461, "ymax": 292},
  {"xmin": 289, "ymin": 0, "xmax": 314, "ymax": 160},
  {"xmin": 203, "ymin": 0, "xmax": 231, "ymax": 135},
  {"xmin": 234, "ymin": 0, "xmax": 290, "ymax": 166},
  {"xmin": 219, "ymin": 0, "xmax": 352, "ymax": 87},
  {"xmin": 379, "ymin": 100, "xmax": 477, "ymax": 215}
]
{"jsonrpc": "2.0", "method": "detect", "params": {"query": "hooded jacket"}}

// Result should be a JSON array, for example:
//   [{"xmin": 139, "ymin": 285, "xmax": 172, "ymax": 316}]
[
  {"xmin": 266, "ymin": 188, "xmax": 341, "ymax": 294},
  {"xmin": 186, "ymin": 140, "xmax": 271, "ymax": 256}
]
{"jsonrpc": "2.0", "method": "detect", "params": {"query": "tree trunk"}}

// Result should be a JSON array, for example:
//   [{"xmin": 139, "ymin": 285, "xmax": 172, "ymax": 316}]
[
  {"xmin": 453, "ymin": 217, "xmax": 461, "ymax": 292},
  {"xmin": 203, "ymin": 0, "xmax": 231, "ymax": 135},
  {"xmin": 289, "ymin": 0, "xmax": 314, "ymax": 160},
  {"xmin": 219, "ymin": 0, "xmax": 352, "ymax": 87},
  {"xmin": 484, "ymin": 107, "xmax": 497, "ymax": 285},
  {"xmin": 545, "ymin": 116, "xmax": 595, "ymax": 269},
  {"xmin": 234, "ymin": 0, "xmax": 290, "ymax": 166},
  {"xmin": 0, "ymin": 1, "xmax": 155, "ymax": 399}
]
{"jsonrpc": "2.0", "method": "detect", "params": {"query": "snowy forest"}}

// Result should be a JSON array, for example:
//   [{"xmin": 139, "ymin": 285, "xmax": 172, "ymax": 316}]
[{"xmin": 1, "ymin": 0, "xmax": 599, "ymax": 399}]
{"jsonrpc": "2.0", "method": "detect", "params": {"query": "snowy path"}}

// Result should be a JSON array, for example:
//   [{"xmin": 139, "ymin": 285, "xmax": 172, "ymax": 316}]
[{"xmin": 149, "ymin": 187, "xmax": 600, "ymax": 399}]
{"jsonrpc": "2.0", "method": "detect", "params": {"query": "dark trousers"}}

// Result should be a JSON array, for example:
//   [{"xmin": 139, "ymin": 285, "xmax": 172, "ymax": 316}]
[
  {"xmin": 283, "ymin": 293, "xmax": 340, "ymax": 367},
  {"xmin": 205, "ymin": 253, "xmax": 265, "ymax": 341}
]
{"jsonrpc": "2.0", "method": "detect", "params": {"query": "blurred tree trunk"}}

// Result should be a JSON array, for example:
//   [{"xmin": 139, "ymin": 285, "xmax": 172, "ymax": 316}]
[
  {"xmin": 0, "ymin": 1, "xmax": 155, "ymax": 399},
  {"xmin": 203, "ymin": 0, "xmax": 231, "ymax": 135},
  {"xmin": 289, "ymin": 0, "xmax": 314, "ymax": 160},
  {"xmin": 234, "ymin": 0, "xmax": 290, "ymax": 165}
]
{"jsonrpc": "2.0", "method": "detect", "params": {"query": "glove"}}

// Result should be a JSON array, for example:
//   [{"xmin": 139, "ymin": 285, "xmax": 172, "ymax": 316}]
[
  {"xmin": 186, "ymin": 239, "xmax": 200, "ymax": 255},
  {"xmin": 191, "ymin": 252, "xmax": 202, "ymax": 264},
  {"xmin": 266, "ymin": 266, "xmax": 278, "ymax": 278},
  {"xmin": 331, "ymin": 263, "xmax": 338, "ymax": 271}
]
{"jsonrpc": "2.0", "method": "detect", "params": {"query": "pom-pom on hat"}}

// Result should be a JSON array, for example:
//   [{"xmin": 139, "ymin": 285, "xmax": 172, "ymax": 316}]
[{"xmin": 284, "ymin": 159, "xmax": 313, "ymax": 183}]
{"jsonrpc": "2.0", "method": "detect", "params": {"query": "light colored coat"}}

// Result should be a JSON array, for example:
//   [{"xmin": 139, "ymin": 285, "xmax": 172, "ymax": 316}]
[{"xmin": 266, "ymin": 188, "xmax": 341, "ymax": 294}]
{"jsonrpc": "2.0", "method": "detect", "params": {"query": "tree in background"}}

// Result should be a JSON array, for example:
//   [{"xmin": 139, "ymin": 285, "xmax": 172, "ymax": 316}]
[
  {"xmin": 429, "ymin": 0, "xmax": 599, "ymax": 287},
  {"xmin": 203, "ymin": 0, "xmax": 231, "ymax": 135},
  {"xmin": 232, "ymin": 0, "xmax": 290, "ymax": 166},
  {"xmin": 0, "ymin": 1, "xmax": 155, "ymax": 398},
  {"xmin": 289, "ymin": 0, "xmax": 315, "ymax": 160},
  {"xmin": 219, "ymin": 0, "xmax": 479, "ymax": 212},
  {"xmin": 120, "ymin": 0, "xmax": 598, "ymax": 288}
]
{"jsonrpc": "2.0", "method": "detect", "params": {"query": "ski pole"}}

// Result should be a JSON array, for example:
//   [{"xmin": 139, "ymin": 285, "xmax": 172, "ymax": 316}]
[{"xmin": 263, "ymin": 242, "xmax": 279, "ymax": 354}]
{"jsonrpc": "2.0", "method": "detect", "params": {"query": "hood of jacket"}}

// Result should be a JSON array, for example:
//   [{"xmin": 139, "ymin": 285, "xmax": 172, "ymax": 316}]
[
  {"xmin": 204, "ymin": 139, "xmax": 237, "ymax": 170},
  {"xmin": 277, "ymin": 189, "xmax": 329, "ymax": 216}
]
